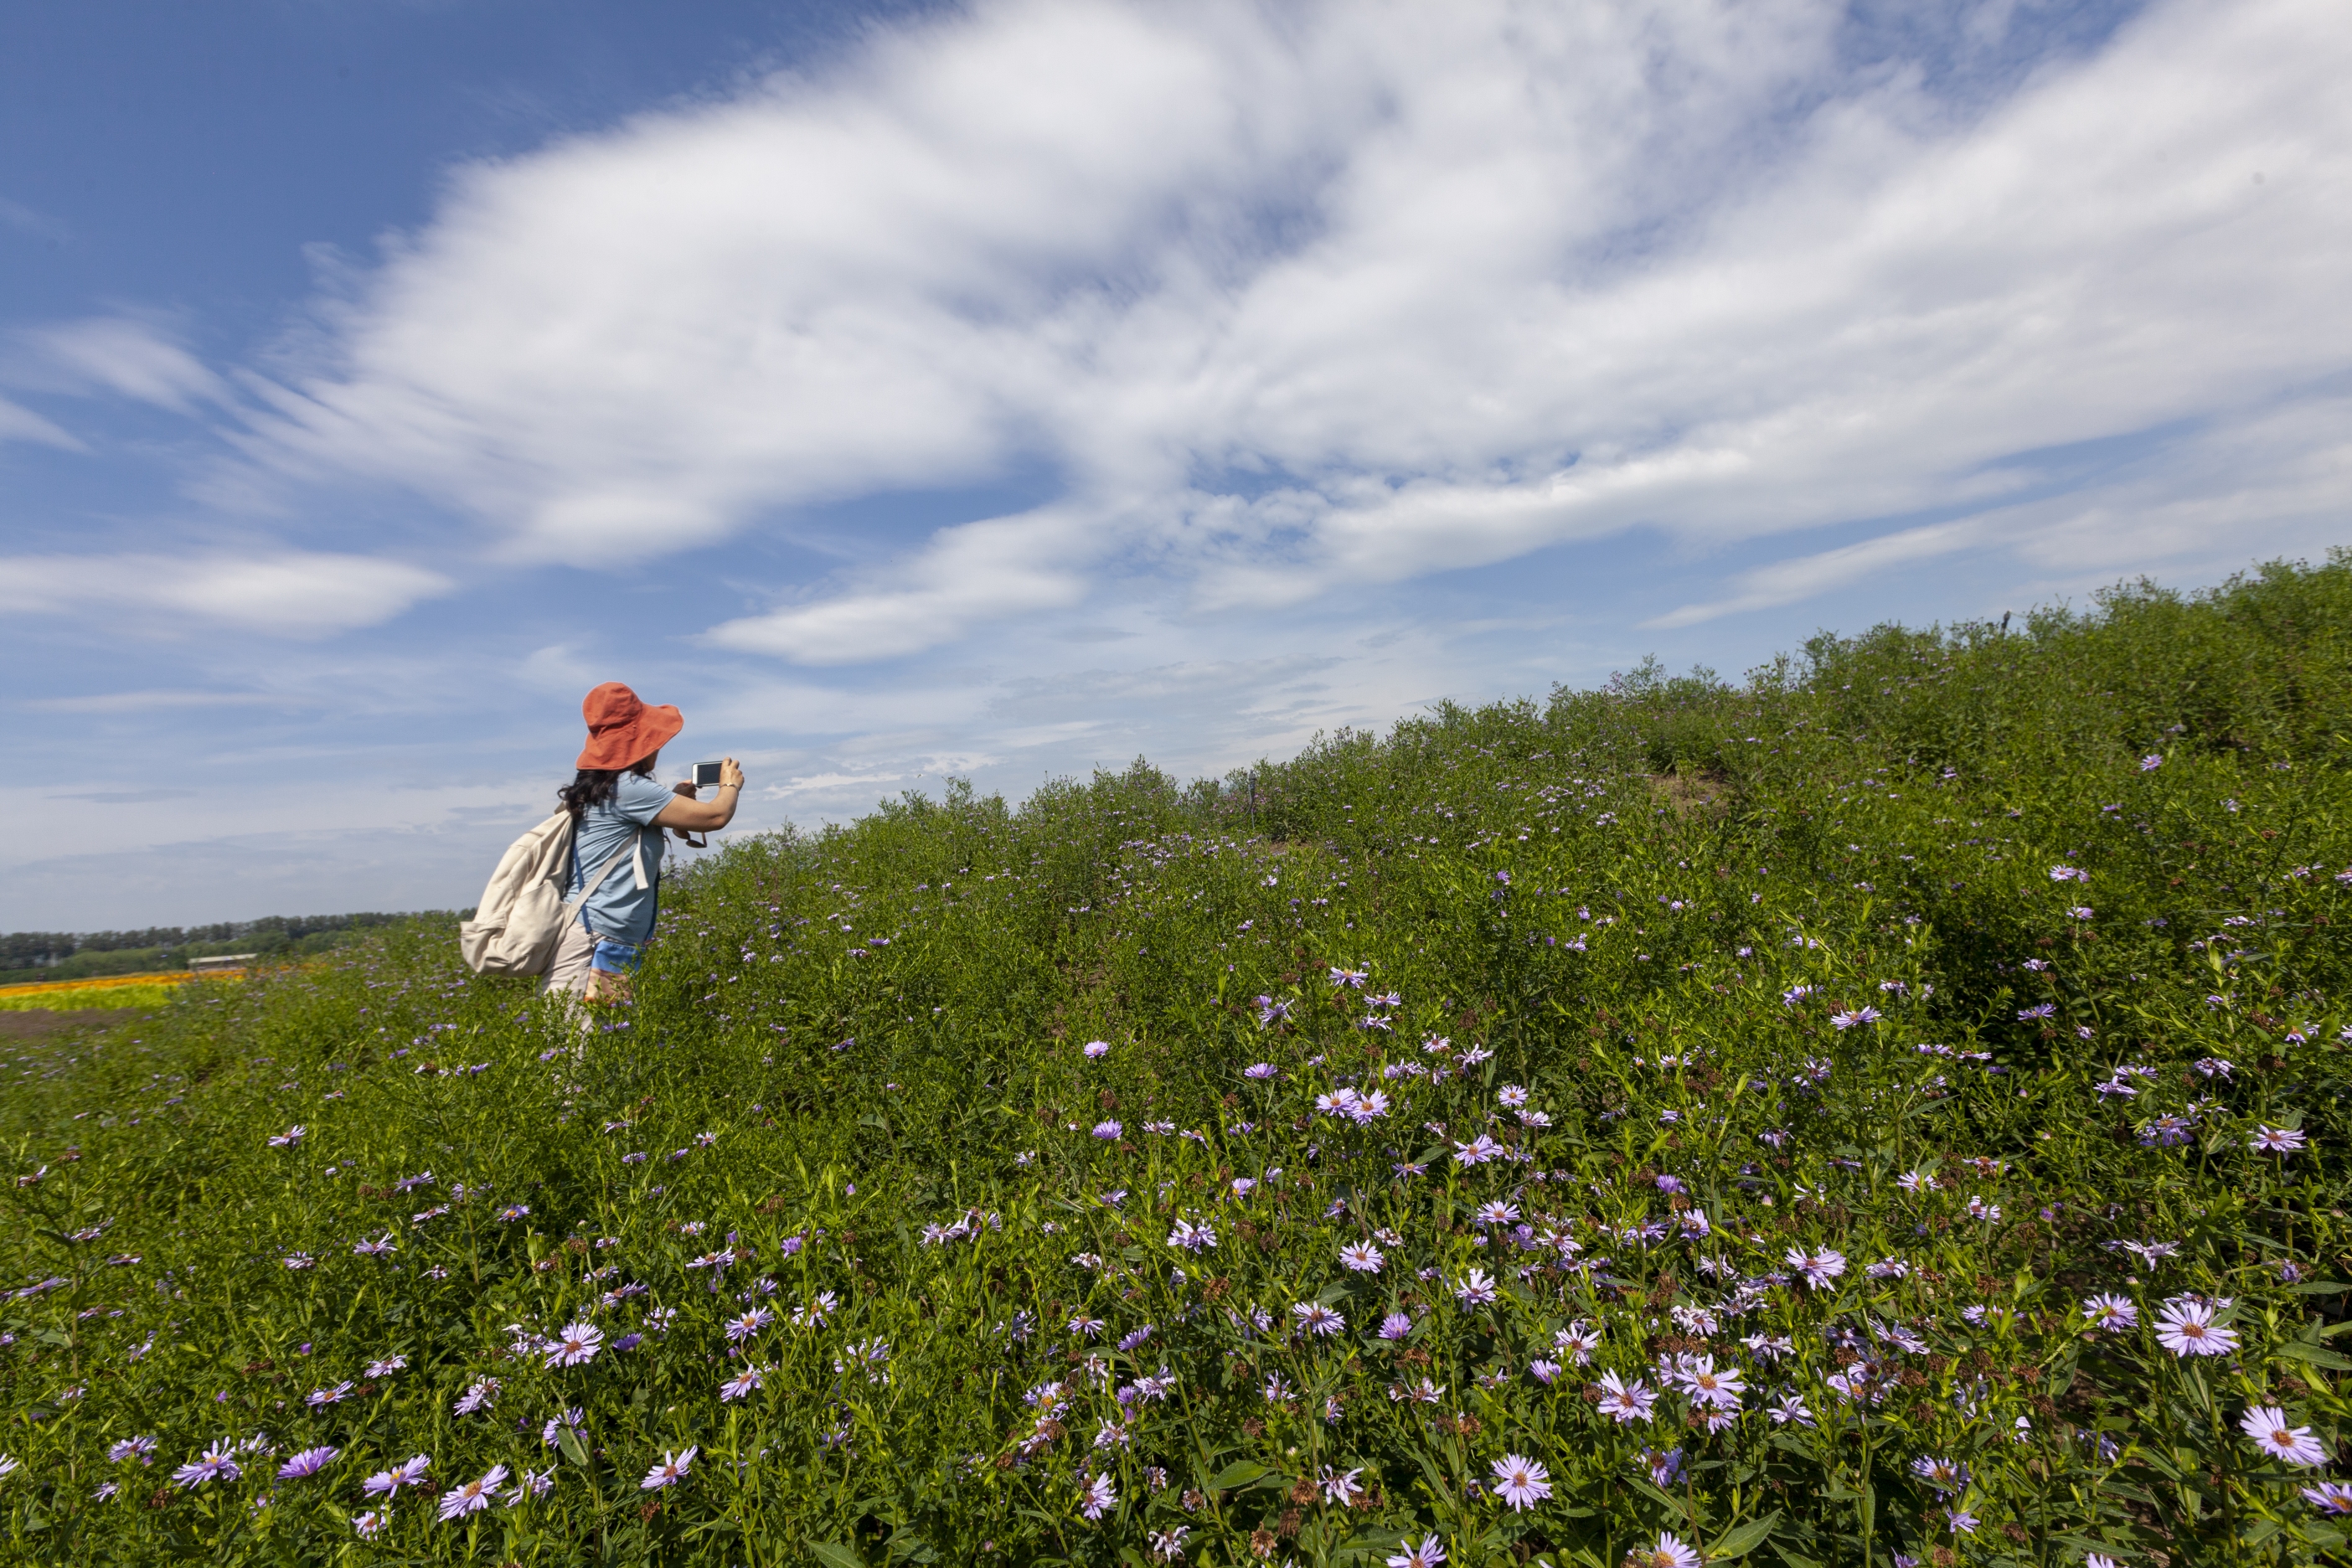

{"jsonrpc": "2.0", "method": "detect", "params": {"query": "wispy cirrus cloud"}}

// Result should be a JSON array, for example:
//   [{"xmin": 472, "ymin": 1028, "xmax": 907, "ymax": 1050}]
[
  {"xmin": 0, "ymin": 552, "xmax": 452, "ymax": 637},
  {"xmin": 0, "ymin": 395, "xmax": 81, "ymax": 450},
  {"xmin": 23, "ymin": 689, "xmax": 299, "ymax": 714},
  {"xmin": 19, "ymin": 317, "xmax": 229, "ymax": 412}
]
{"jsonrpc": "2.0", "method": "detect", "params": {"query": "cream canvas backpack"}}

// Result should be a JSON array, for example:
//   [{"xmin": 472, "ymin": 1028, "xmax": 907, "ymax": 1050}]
[{"xmin": 459, "ymin": 811, "xmax": 647, "ymax": 976}]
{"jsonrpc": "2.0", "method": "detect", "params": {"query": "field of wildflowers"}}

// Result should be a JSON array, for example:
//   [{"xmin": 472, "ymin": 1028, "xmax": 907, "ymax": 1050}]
[{"xmin": 7, "ymin": 559, "xmax": 2352, "ymax": 1565}]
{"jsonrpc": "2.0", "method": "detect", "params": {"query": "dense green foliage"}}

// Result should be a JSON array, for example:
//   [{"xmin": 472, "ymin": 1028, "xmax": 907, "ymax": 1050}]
[
  {"xmin": 0, "ymin": 913, "xmax": 441, "ymax": 986},
  {"xmin": 8, "ymin": 558, "xmax": 2352, "ymax": 1566}
]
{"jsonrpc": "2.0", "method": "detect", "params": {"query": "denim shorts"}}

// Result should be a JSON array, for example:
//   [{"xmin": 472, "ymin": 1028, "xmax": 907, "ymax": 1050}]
[{"xmin": 589, "ymin": 936, "xmax": 643, "ymax": 975}]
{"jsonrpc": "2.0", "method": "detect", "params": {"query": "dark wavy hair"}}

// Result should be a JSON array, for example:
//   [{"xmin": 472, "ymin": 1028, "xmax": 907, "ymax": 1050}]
[{"xmin": 559, "ymin": 756, "xmax": 656, "ymax": 822}]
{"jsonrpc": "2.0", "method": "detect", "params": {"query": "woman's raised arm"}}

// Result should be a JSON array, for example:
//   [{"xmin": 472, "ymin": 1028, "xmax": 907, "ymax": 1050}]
[{"xmin": 654, "ymin": 757, "xmax": 744, "ymax": 833}]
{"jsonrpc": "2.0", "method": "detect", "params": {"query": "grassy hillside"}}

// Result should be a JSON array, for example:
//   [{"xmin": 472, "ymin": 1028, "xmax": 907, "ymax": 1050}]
[{"xmin": 6, "ymin": 558, "xmax": 2352, "ymax": 1565}]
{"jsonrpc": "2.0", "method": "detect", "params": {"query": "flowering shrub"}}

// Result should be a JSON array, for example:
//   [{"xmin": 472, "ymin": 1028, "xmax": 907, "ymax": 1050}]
[{"xmin": 6, "ymin": 563, "xmax": 2352, "ymax": 1562}]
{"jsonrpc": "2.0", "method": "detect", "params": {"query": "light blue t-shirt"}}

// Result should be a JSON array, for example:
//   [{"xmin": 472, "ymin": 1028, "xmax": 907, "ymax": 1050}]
[{"xmin": 570, "ymin": 772, "xmax": 671, "ymax": 945}]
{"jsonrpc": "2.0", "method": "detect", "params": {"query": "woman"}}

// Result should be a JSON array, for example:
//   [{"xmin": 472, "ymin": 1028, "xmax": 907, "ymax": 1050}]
[{"xmin": 543, "ymin": 682, "xmax": 744, "ymax": 1003}]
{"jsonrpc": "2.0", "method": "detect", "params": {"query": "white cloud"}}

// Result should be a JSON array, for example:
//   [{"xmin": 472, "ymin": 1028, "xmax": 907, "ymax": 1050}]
[
  {"xmin": 706, "ymin": 507, "xmax": 1091, "ymax": 662},
  {"xmin": 0, "ymin": 395, "xmax": 82, "ymax": 449},
  {"xmin": 0, "ymin": 552, "xmax": 453, "ymax": 637},
  {"xmin": 223, "ymin": 0, "xmax": 2350, "ymax": 658},
  {"xmin": 23, "ymin": 689, "xmax": 297, "ymax": 714},
  {"xmin": 1645, "ymin": 521, "xmax": 1986, "ymax": 628},
  {"xmin": 25, "ymin": 317, "xmax": 229, "ymax": 412}
]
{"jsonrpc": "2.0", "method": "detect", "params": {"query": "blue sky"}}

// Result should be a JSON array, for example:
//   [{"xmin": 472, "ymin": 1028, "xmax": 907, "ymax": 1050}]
[{"xmin": 4, "ymin": 0, "xmax": 2349, "ymax": 931}]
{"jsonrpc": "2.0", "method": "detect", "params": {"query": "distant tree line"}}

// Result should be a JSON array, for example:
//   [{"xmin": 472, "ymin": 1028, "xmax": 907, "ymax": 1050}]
[{"xmin": 0, "ymin": 911, "xmax": 460, "ymax": 985}]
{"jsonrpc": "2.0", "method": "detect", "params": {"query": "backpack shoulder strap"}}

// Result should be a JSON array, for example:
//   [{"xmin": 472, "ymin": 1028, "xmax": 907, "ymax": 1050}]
[{"xmin": 564, "ymin": 827, "xmax": 648, "ymax": 912}]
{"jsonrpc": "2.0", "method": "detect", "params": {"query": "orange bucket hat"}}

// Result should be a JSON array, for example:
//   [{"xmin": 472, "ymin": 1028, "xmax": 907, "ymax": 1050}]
[{"xmin": 575, "ymin": 682, "xmax": 683, "ymax": 771}]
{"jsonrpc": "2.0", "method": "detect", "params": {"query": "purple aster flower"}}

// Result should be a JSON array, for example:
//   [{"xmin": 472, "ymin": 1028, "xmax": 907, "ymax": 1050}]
[
  {"xmin": 1784, "ymin": 1246, "xmax": 1847, "ymax": 1288},
  {"xmin": 544, "ymin": 1323, "xmax": 601, "ymax": 1368},
  {"xmin": 641, "ymin": 1447, "xmax": 696, "ymax": 1490},
  {"xmin": 438, "ymin": 1463, "xmax": 508, "ymax": 1520},
  {"xmin": 172, "ymin": 1446, "xmax": 242, "ymax": 1488},
  {"xmin": 2155, "ymin": 1298, "xmax": 2237, "ymax": 1357},
  {"xmin": 1292, "ymin": 1302, "xmax": 1344, "ymax": 1336},
  {"xmin": 1387, "ymin": 1535, "xmax": 1447, "ymax": 1568},
  {"xmin": 2244, "ymin": 1406, "xmax": 2330, "ymax": 1467},
  {"xmin": 1910, "ymin": 1456, "xmax": 1969, "ymax": 1496},
  {"xmin": 1168, "ymin": 1220, "xmax": 1217, "ymax": 1251},
  {"xmin": 1091, "ymin": 1120, "xmax": 1122, "ymax": 1141},
  {"xmin": 1627, "ymin": 1532, "xmax": 1700, "ymax": 1568},
  {"xmin": 2303, "ymin": 1480, "xmax": 2352, "ymax": 1514},
  {"xmin": 722, "ymin": 1308, "xmax": 774, "ymax": 1344},
  {"xmin": 277, "ymin": 1447, "xmax": 338, "ymax": 1485},
  {"xmin": 1596, "ymin": 1372, "xmax": 1656, "ymax": 1424},
  {"xmin": 364, "ymin": 1455, "xmax": 431, "ymax": 1497},
  {"xmin": 1489, "ymin": 1452, "xmax": 1551, "ymax": 1510}
]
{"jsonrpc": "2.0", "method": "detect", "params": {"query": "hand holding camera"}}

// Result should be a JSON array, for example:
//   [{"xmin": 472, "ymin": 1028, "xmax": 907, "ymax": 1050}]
[{"xmin": 657, "ymin": 757, "xmax": 745, "ymax": 844}]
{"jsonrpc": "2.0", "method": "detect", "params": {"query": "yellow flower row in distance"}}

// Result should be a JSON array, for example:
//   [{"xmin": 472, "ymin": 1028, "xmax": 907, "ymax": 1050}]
[{"xmin": 0, "ymin": 971, "xmax": 243, "ymax": 1011}]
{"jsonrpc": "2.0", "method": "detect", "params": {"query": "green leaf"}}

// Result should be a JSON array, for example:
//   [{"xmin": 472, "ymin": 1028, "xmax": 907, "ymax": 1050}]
[
  {"xmin": 1627, "ymin": 1477, "xmax": 1681, "ymax": 1510},
  {"xmin": 1337, "ymin": 1529, "xmax": 1411, "ymax": 1549},
  {"xmin": 1769, "ymin": 1546, "xmax": 1825, "ymax": 1568},
  {"xmin": 810, "ymin": 1544, "xmax": 865, "ymax": 1568},
  {"xmin": 556, "ymin": 1427, "xmax": 589, "ymax": 1468},
  {"xmin": 1334, "ymin": 1529, "xmax": 1412, "ymax": 1562},
  {"xmin": 1709, "ymin": 1511, "xmax": 1782, "ymax": 1559},
  {"xmin": 1208, "ymin": 1461, "xmax": 1273, "ymax": 1491},
  {"xmin": 2273, "ymin": 1340, "xmax": 2352, "ymax": 1370}
]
